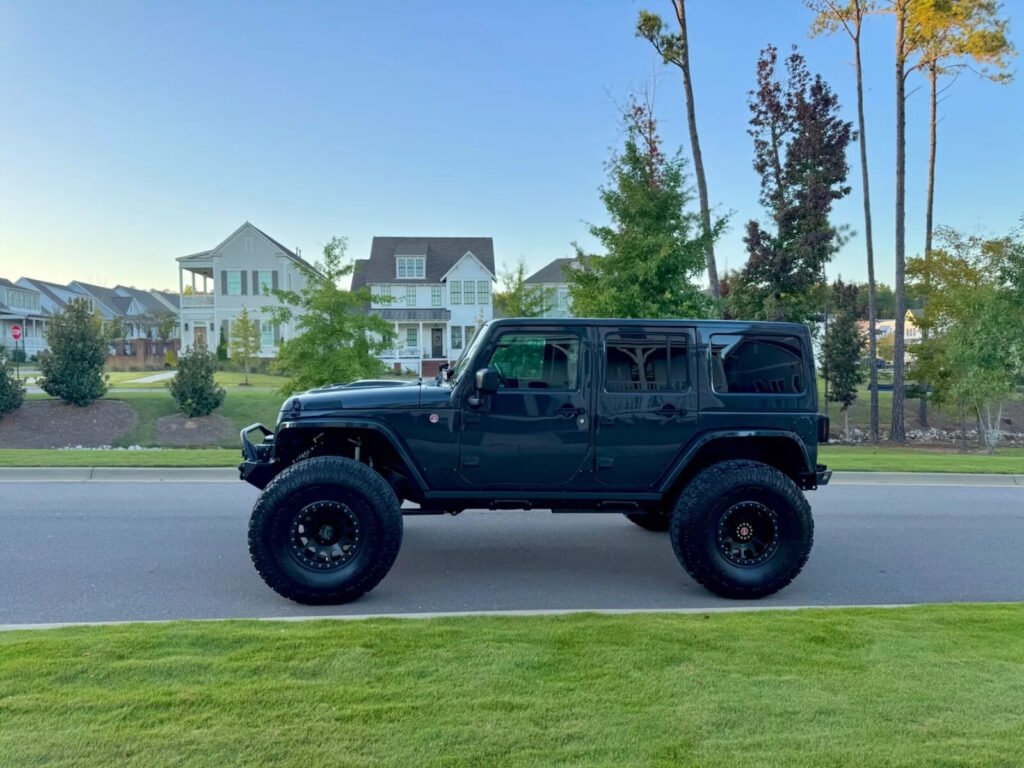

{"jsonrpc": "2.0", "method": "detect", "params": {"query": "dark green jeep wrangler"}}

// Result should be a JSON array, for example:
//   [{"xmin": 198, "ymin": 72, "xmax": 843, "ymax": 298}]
[{"xmin": 240, "ymin": 318, "xmax": 831, "ymax": 604}]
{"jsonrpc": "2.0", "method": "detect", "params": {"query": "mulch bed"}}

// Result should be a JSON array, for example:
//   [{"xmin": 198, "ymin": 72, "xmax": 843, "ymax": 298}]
[
  {"xmin": 0, "ymin": 400, "xmax": 137, "ymax": 448},
  {"xmin": 155, "ymin": 414, "xmax": 236, "ymax": 446}
]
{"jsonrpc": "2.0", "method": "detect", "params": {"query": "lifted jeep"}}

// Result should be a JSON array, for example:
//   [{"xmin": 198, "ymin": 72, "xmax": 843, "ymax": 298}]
[{"xmin": 240, "ymin": 318, "xmax": 831, "ymax": 604}]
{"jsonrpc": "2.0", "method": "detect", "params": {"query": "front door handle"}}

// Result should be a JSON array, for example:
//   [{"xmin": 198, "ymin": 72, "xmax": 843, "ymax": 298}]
[
  {"xmin": 656, "ymin": 404, "xmax": 686, "ymax": 419},
  {"xmin": 555, "ymin": 404, "xmax": 584, "ymax": 418}
]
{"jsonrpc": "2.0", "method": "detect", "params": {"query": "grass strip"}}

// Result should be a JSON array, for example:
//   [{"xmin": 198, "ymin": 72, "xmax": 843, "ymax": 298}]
[
  {"xmin": 1, "ymin": 605, "xmax": 1022, "ymax": 767},
  {"xmin": 820, "ymin": 445, "xmax": 1024, "ymax": 474}
]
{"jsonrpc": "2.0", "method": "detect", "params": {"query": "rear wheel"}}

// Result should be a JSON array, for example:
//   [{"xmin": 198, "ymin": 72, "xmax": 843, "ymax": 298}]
[
  {"xmin": 624, "ymin": 511, "xmax": 671, "ymax": 532},
  {"xmin": 248, "ymin": 456, "xmax": 403, "ymax": 604},
  {"xmin": 669, "ymin": 460, "xmax": 813, "ymax": 599}
]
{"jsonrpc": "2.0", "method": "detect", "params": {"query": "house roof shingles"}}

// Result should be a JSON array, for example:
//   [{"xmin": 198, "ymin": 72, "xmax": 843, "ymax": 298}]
[
  {"xmin": 524, "ymin": 257, "xmax": 574, "ymax": 285},
  {"xmin": 364, "ymin": 237, "xmax": 495, "ymax": 284}
]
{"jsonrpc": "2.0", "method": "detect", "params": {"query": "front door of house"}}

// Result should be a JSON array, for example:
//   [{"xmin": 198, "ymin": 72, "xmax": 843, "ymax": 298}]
[
  {"xmin": 194, "ymin": 325, "xmax": 207, "ymax": 349},
  {"xmin": 431, "ymin": 327, "xmax": 443, "ymax": 358}
]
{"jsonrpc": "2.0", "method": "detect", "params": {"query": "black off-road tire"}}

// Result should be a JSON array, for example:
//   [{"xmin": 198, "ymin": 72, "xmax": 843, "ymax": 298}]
[
  {"xmin": 669, "ymin": 460, "xmax": 813, "ymax": 599},
  {"xmin": 624, "ymin": 511, "xmax": 671, "ymax": 532},
  {"xmin": 248, "ymin": 456, "xmax": 403, "ymax": 605}
]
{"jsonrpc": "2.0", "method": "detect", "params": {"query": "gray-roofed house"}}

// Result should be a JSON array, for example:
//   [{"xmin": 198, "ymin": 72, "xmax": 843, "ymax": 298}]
[
  {"xmin": 176, "ymin": 222, "xmax": 312, "ymax": 356},
  {"xmin": 0, "ymin": 278, "xmax": 49, "ymax": 357},
  {"xmin": 356, "ymin": 237, "xmax": 496, "ymax": 376},
  {"xmin": 524, "ymin": 257, "xmax": 576, "ymax": 318}
]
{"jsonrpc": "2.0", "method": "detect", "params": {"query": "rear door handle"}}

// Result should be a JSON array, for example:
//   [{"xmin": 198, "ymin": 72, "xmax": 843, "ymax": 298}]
[{"xmin": 656, "ymin": 404, "xmax": 686, "ymax": 419}]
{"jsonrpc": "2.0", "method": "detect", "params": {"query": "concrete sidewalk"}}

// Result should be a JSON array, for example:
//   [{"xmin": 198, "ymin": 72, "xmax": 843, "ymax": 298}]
[{"xmin": 0, "ymin": 467, "xmax": 1020, "ymax": 486}]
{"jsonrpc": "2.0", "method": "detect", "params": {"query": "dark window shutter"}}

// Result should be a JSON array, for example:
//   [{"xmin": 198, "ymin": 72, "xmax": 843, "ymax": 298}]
[
  {"xmin": 220, "ymin": 319, "xmax": 229, "ymax": 340},
  {"xmin": 252, "ymin": 271, "xmax": 259, "ymax": 295},
  {"xmin": 240, "ymin": 273, "xmax": 247, "ymax": 295},
  {"xmin": 220, "ymin": 271, "xmax": 227, "ymax": 295},
  {"xmin": 272, "ymin": 271, "xmax": 279, "ymax": 291}
]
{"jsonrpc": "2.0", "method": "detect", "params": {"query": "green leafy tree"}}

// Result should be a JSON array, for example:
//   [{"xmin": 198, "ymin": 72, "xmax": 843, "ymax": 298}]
[
  {"xmin": 731, "ymin": 45, "xmax": 854, "ymax": 325},
  {"xmin": 636, "ymin": 1, "xmax": 721, "ymax": 301},
  {"xmin": 0, "ymin": 349, "xmax": 25, "ymax": 418},
  {"xmin": 566, "ymin": 97, "xmax": 716, "ymax": 319},
  {"xmin": 494, "ymin": 259, "xmax": 547, "ymax": 317},
  {"xmin": 154, "ymin": 311, "xmax": 177, "ymax": 343},
  {"xmin": 265, "ymin": 236, "xmax": 396, "ymax": 395},
  {"xmin": 38, "ymin": 299, "xmax": 109, "ymax": 406},
  {"xmin": 215, "ymin": 324, "xmax": 228, "ymax": 361},
  {"xmin": 168, "ymin": 347, "xmax": 225, "ymax": 417},
  {"xmin": 228, "ymin": 307, "xmax": 262, "ymax": 386},
  {"xmin": 104, "ymin": 315, "xmax": 126, "ymax": 354},
  {"xmin": 821, "ymin": 278, "xmax": 867, "ymax": 435}
]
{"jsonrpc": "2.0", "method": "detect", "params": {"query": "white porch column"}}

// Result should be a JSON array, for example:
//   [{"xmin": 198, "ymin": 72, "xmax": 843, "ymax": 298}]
[{"xmin": 419, "ymin": 322, "xmax": 423, "ymax": 357}]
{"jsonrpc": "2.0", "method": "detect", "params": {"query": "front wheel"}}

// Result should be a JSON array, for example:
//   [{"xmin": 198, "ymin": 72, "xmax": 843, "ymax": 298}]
[
  {"xmin": 248, "ymin": 456, "xmax": 403, "ymax": 604},
  {"xmin": 670, "ymin": 460, "xmax": 813, "ymax": 599}
]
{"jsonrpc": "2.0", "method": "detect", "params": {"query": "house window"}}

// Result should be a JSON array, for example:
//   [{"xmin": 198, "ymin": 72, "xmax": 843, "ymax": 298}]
[
  {"xmin": 406, "ymin": 327, "xmax": 418, "ymax": 348},
  {"xmin": 405, "ymin": 286, "xmax": 417, "ymax": 306},
  {"xmin": 261, "ymin": 320, "xmax": 274, "ymax": 347},
  {"xmin": 558, "ymin": 290, "xmax": 570, "ymax": 311},
  {"xmin": 450, "ymin": 281, "xmax": 461, "ymax": 304},
  {"xmin": 258, "ymin": 270, "xmax": 274, "ymax": 295},
  {"xmin": 377, "ymin": 284, "xmax": 392, "ymax": 301},
  {"xmin": 431, "ymin": 286, "xmax": 442, "ymax": 307},
  {"xmin": 464, "ymin": 281, "xmax": 476, "ymax": 305},
  {"xmin": 226, "ymin": 271, "xmax": 242, "ymax": 295},
  {"xmin": 397, "ymin": 257, "xmax": 425, "ymax": 278},
  {"xmin": 477, "ymin": 280, "xmax": 490, "ymax": 305},
  {"xmin": 465, "ymin": 325, "xmax": 475, "ymax": 343},
  {"xmin": 451, "ymin": 325, "xmax": 463, "ymax": 350}
]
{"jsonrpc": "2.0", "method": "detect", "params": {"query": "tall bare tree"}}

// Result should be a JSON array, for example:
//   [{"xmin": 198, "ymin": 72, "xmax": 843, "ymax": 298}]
[
  {"xmin": 637, "ymin": 1, "xmax": 721, "ymax": 301},
  {"xmin": 909, "ymin": 0, "xmax": 1015, "ymax": 427},
  {"xmin": 806, "ymin": 0, "xmax": 880, "ymax": 441}
]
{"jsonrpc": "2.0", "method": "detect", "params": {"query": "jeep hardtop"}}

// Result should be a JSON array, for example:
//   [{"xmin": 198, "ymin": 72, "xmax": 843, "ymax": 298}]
[{"xmin": 240, "ymin": 317, "xmax": 831, "ymax": 604}]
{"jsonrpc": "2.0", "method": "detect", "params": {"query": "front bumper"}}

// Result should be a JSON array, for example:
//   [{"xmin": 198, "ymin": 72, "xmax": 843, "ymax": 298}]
[{"xmin": 239, "ymin": 423, "xmax": 277, "ymax": 489}]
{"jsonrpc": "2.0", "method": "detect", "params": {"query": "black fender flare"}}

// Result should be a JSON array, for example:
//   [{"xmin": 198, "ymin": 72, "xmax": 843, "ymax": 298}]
[
  {"xmin": 657, "ymin": 429, "xmax": 814, "ymax": 495},
  {"xmin": 275, "ymin": 418, "xmax": 429, "ymax": 493}
]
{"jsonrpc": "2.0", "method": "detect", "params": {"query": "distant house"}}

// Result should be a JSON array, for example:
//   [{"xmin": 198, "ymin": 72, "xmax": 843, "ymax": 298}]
[
  {"xmin": 0, "ymin": 278, "xmax": 48, "ymax": 357},
  {"xmin": 113, "ymin": 285, "xmax": 181, "ymax": 352},
  {"xmin": 17, "ymin": 277, "xmax": 98, "ymax": 316},
  {"xmin": 176, "ymin": 222, "xmax": 314, "ymax": 356},
  {"xmin": 523, "ymin": 257, "xmax": 575, "ymax": 318},
  {"xmin": 352, "ymin": 237, "xmax": 495, "ymax": 376}
]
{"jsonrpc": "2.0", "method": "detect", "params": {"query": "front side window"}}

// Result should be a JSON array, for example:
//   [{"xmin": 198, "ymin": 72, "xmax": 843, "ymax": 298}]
[
  {"xmin": 226, "ymin": 271, "xmax": 242, "ymax": 295},
  {"xmin": 709, "ymin": 334, "xmax": 805, "ymax": 394},
  {"xmin": 450, "ymin": 281, "xmax": 461, "ymax": 304},
  {"xmin": 477, "ymin": 280, "xmax": 490, "ymax": 305},
  {"xmin": 464, "ymin": 281, "xmax": 476, "ymax": 305},
  {"xmin": 486, "ymin": 332, "xmax": 580, "ymax": 390},
  {"xmin": 261, "ymin": 320, "xmax": 274, "ymax": 347},
  {"xmin": 604, "ymin": 333, "xmax": 689, "ymax": 392},
  {"xmin": 451, "ymin": 325, "xmax": 463, "ymax": 350},
  {"xmin": 432, "ymin": 286, "xmax": 442, "ymax": 307},
  {"xmin": 405, "ymin": 286, "xmax": 417, "ymax": 306},
  {"xmin": 258, "ymin": 270, "xmax": 273, "ymax": 295}
]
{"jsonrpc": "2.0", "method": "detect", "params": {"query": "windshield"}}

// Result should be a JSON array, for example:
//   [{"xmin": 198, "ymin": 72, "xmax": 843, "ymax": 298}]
[{"xmin": 449, "ymin": 323, "xmax": 490, "ymax": 386}]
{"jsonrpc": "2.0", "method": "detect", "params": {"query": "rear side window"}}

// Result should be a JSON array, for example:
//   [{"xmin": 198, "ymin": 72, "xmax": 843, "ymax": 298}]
[
  {"xmin": 709, "ymin": 334, "xmax": 805, "ymax": 394},
  {"xmin": 605, "ymin": 334, "xmax": 690, "ymax": 392}
]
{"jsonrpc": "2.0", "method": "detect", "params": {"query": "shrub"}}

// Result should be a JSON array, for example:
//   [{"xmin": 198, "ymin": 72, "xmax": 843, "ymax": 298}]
[
  {"xmin": 37, "ymin": 299, "xmax": 109, "ymax": 406},
  {"xmin": 0, "ymin": 350, "xmax": 25, "ymax": 418},
  {"xmin": 168, "ymin": 348, "xmax": 225, "ymax": 417},
  {"xmin": 10, "ymin": 347, "xmax": 27, "ymax": 363},
  {"xmin": 165, "ymin": 349, "xmax": 178, "ymax": 369}
]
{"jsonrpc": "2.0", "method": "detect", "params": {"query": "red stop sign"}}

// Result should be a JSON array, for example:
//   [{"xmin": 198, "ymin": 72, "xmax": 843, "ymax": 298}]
[{"xmin": 11, "ymin": 324, "xmax": 21, "ymax": 340}]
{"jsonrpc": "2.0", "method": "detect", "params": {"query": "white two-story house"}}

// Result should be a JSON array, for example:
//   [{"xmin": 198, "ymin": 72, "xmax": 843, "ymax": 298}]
[
  {"xmin": 351, "ymin": 237, "xmax": 495, "ymax": 377},
  {"xmin": 176, "ymin": 222, "xmax": 313, "ymax": 356}
]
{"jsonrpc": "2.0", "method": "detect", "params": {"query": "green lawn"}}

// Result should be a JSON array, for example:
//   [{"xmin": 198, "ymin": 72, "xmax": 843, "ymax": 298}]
[
  {"xmin": 1, "ymin": 605, "xmax": 1022, "ymax": 767},
  {"xmin": 105, "ymin": 371, "xmax": 291, "ymax": 389},
  {"xmin": 0, "ymin": 448, "xmax": 238, "ymax": 467},
  {"xmin": 820, "ymin": 445, "xmax": 1024, "ymax": 474}
]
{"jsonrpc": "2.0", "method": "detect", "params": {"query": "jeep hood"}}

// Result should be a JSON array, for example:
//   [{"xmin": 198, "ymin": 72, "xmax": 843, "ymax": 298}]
[{"xmin": 280, "ymin": 382, "xmax": 452, "ymax": 418}]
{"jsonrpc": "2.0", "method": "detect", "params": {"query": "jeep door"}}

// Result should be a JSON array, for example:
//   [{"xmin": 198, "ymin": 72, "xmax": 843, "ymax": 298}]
[
  {"xmin": 459, "ymin": 327, "xmax": 591, "ymax": 486},
  {"xmin": 595, "ymin": 327, "xmax": 698, "ymax": 487}
]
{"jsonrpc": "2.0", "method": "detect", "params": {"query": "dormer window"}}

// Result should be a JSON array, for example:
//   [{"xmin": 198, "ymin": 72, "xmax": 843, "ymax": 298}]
[{"xmin": 397, "ymin": 257, "xmax": 425, "ymax": 279}]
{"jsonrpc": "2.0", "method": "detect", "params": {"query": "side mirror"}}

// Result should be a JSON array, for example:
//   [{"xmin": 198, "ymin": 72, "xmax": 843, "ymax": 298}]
[{"xmin": 475, "ymin": 367, "xmax": 500, "ymax": 394}]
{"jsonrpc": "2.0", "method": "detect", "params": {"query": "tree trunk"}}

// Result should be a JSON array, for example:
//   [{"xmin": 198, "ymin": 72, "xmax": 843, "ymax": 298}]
[
  {"xmin": 891, "ymin": 8, "xmax": 907, "ymax": 443},
  {"xmin": 919, "ymin": 64, "xmax": 938, "ymax": 429},
  {"xmin": 673, "ymin": 0, "xmax": 720, "ymax": 301},
  {"xmin": 854, "ymin": 26, "xmax": 880, "ymax": 443}
]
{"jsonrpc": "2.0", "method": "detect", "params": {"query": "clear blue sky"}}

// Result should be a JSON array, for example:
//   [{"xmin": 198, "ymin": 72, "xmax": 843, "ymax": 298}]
[{"xmin": 1, "ymin": 0, "xmax": 1020, "ymax": 291}]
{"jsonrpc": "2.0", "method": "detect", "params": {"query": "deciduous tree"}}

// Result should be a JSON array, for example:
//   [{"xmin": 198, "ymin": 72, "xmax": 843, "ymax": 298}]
[
  {"xmin": 494, "ymin": 259, "xmax": 547, "ymax": 318},
  {"xmin": 228, "ymin": 307, "xmax": 263, "ymax": 386},
  {"xmin": 265, "ymin": 237, "xmax": 396, "ymax": 395},
  {"xmin": 636, "ymin": 1, "xmax": 721, "ymax": 301},
  {"xmin": 821, "ymin": 278, "xmax": 867, "ymax": 435},
  {"xmin": 566, "ymin": 98, "xmax": 716, "ymax": 320}
]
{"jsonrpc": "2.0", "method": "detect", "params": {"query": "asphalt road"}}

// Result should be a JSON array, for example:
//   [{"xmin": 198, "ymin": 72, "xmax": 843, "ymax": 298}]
[{"xmin": 1, "ymin": 481, "xmax": 1022, "ymax": 625}]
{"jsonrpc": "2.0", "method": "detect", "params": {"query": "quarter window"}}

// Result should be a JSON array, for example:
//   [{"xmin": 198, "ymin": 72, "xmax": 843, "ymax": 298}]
[
  {"xmin": 486, "ymin": 332, "xmax": 580, "ymax": 391},
  {"xmin": 709, "ymin": 334, "xmax": 805, "ymax": 394},
  {"xmin": 604, "ymin": 334, "xmax": 689, "ymax": 392}
]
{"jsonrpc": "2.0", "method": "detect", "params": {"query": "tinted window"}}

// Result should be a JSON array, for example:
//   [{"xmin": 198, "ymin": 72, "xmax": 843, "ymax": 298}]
[
  {"xmin": 605, "ymin": 334, "xmax": 689, "ymax": 392},
  {"xmin": 710, "ymin": 334, "xmax": 805, "ymax": 394},
  {"xmin": 487, "ymin": 332, "xmax": 580, "ymax": 390}
]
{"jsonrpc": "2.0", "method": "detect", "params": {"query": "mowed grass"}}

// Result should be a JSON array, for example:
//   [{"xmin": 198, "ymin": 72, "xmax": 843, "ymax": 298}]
[
  {"xmin": 0, "ymin": 448, "xmax": 238, "ymax": 467},
  {"xmin": 1, "ymin": 605, "xmax": 1023, "ymax": 767},
  {"xmin": 105, "ymin": 371, "xmax": 291, "ymax": 389},
  {"xmin": 820, "ymin": 445, "xmax": 1024, "ymax": 474}
]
